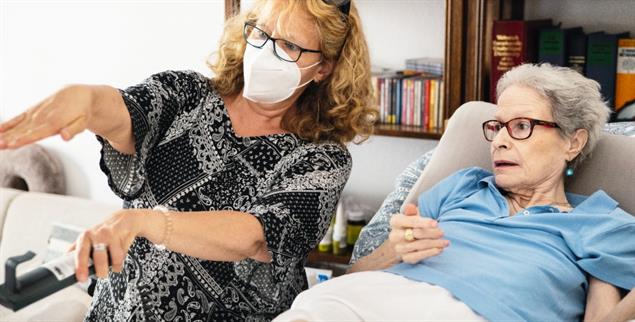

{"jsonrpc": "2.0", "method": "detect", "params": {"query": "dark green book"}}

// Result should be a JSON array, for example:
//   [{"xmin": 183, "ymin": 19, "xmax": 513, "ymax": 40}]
[
  {"xmin": 566, "ymin": 30, "xmax": 587, "ymax": 74},
  {"xmin": 539, "ymin": 26, "xmax": 584, "ymax": 67},
  {"xmin": 586, "ymin": 31, "xmax": 630, "ymax": 108}
]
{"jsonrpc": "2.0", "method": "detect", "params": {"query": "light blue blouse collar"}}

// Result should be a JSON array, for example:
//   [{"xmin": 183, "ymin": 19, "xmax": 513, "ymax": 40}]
[{"xmin": 477, "ymin": 174, "xmax": 619, "ymax": 214}]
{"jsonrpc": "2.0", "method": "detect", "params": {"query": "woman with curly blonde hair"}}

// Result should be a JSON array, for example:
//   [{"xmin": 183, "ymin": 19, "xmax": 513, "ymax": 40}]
[
  {"xmin": 212, "ymin": 0, "xmax": 376, "ymax": 143},
  {"xmin": 0, "ymin": 0, "xmax": 376, "ymax": 320}
]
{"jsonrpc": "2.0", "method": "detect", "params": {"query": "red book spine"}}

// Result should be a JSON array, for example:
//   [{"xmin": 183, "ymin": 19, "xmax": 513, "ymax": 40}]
[
  {"xmin": 424, "ymin": 79, "xmax": 431, "ymax": 130},
  {"xmin": 490, "ymin": 19, "xmax": 552, "ymax": 102}
]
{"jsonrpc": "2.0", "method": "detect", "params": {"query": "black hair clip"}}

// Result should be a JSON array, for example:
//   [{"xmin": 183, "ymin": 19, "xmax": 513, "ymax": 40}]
[{"xmin": 324, "ymin": 0, "xmax": 351, "ymax": 16}]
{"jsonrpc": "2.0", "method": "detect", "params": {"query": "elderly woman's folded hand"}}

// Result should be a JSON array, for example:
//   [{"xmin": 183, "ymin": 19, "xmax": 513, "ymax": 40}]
[{"xmin": 389, "ymin": 204, "xmax": 449, "ymax": 264}]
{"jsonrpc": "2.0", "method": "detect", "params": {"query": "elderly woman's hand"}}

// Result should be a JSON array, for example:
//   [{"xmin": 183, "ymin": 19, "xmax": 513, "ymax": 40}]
[
  {"xmin": 70, "ymin": 209, "xmax": 144, "ymax": 282},
  {"xmin": 388, "ymin": 204, "xmax": 449, "ymax": 264}
]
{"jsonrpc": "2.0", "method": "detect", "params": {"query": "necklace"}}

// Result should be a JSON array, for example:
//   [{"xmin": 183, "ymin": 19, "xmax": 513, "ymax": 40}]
[{"xmin": 506, "ymin": 195, "xmax": 572, "ymax": 215}]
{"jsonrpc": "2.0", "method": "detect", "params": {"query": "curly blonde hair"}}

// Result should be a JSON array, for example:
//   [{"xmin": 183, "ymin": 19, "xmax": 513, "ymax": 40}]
[{"xmin": 208, "ymin": 0, "xmax": 377, "ymax": 144}]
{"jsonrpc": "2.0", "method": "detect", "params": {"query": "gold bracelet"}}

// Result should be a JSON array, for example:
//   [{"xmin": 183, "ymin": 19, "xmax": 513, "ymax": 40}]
[{"xmin": 152, "ymin": 205, "xmax": 173, "ymax": 251}]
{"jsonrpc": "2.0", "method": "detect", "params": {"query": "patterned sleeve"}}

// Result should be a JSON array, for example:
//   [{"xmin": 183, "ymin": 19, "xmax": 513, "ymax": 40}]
[
  {"xmin": 603, "ymin": 121, "xmax": 635, "ymax": 137},
  {"xmin": 249, "ymin": 143, "xmax": 352, "ymax": 280},
  {"xmin": 349, "ymin": 149, "xmax": 435, "ymax": 264},
  {"xmin": 97, "ymin": 70, "xmax": 210, "ymax": 200}
]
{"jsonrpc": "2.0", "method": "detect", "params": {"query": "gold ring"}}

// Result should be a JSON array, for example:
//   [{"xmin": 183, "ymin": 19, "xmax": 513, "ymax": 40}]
[
  {"xmin": 404, "ymin": 228, "xmax": 414, "ymax": 241},
  {"xmin": 92, "ymin": 243, "xmax": 108, "ymax": 252}
]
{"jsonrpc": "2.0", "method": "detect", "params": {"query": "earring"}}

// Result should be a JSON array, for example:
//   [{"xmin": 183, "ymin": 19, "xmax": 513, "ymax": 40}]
[{"xmin": 565, "ymin": 160, "xmax": 574, "ymax": 177}]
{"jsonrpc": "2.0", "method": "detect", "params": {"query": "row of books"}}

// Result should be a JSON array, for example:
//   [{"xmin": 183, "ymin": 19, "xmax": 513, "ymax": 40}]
[
  {"xmin": 371, "ymin": 72, "xmax": 445, "ymax": 131},
  {"xmin": 491, "ymin": 19, "xmax": 635, "ymax": 116}
]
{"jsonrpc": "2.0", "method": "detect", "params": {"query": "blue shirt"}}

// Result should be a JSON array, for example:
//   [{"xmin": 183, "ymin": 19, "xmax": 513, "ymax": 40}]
[{"xmin": 386, "ymin": 167, "xmax": 635, "ymax": 322}]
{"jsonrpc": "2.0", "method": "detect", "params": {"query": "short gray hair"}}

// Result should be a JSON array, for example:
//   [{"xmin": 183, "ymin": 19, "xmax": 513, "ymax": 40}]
[{"xmin": 496, "ymin": 63, "xmax": 611, "ymax": 169}]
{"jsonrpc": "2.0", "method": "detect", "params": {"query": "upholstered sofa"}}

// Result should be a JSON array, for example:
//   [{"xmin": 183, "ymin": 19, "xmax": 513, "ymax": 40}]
[{"xmin": 0, "ymin": 188, "xmax": 117, "ymax": 321}]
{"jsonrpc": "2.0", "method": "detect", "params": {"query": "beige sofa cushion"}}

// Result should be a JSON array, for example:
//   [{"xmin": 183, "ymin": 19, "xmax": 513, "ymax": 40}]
[
  {"xmin": 0, "ymin": 189, "xmax": 118, "ymax": 320},
  {"xmin": 0, "ymin": 189, "xmax": 24, "ymax": 241},
  {"xmin": 403, "ymin": 101, "xmax": 635, "ymax": 216},
  {"xmin": 0, "ymin": 286, "xmax": 91, "ymax": 322},
  {"xmin": 0, "ymin": 191, "xmax": 118, "ymax": 281}
]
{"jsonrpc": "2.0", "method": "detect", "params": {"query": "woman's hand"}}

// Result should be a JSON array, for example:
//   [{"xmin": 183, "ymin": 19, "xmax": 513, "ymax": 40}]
[
  {"xmin": 388, "ymin": 204, "xmax": 449, "ymax": 264},
  {"xmin": 0, "ymin": 85, "xmax": 95, "ymax": 149},
  {"xmin": 0, "ymin": 84, "xmax": 134, "ymax": 154},
  {"xmin": 73, "ymin": 209, "xmax": 144, "ymax": 282}
]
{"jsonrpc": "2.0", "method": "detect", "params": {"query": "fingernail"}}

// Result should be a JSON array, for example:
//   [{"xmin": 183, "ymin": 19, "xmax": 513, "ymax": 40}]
[
  {"xmin": 444, "ymin": 240, "xmax": 450, "ymax": 246},
  {"xmin": 430, "ymin": 221, "xmax": 438, "ymax": 227}
]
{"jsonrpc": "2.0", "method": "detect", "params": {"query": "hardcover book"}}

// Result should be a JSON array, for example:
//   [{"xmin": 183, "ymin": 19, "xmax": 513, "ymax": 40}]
[
  {"xmin": 490, "ymin": 19, "xmax": 552, "ymax": 102},
  {"xmin": 539, "ymin": 26, "xmax": 584, "ymax": 67},
  {"xmin": 566, "ymin": 30, "xmax": 588, "ymax": 74},
  {"xmin": 586, "ymin": 31, "xmax": 630, "ymax": 108},
  {"xmin": 615, "ymin": 38, "xmax": 635, "ymax": 112}
]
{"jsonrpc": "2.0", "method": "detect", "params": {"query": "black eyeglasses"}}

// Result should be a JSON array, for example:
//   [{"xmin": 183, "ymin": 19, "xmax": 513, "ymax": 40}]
[
  {"xmin": 482, "ymin": 117, "xmax": 560, "ymax": 142},
  {"xmin": 243, "ymin": 22, "xmax": 321, "ymax": 63},
  {"xmin": 324, "ymin": 0, "xmax": 351, "ymax": 16}
]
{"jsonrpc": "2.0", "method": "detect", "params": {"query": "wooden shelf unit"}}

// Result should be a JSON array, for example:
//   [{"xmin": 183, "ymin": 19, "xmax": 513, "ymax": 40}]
[
  {"xmin": 374, "ymin": 124, "xmax": 443, "ymax": 140},
  {"xmin": 307, "ymin": 249, "xmax": 351, "ymax": 265}
]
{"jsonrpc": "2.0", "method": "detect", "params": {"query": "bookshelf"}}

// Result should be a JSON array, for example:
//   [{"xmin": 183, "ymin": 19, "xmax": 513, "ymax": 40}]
[{"xmin": 374, "ymin": 124, "xmax": 443, "ymax": 140}]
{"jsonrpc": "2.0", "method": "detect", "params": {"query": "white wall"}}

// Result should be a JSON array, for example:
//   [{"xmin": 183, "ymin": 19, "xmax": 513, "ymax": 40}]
[
  {"xmin": 1, "ymin": 0, "xmax": 444, "ymax": 211},
  {"xmin": 1, "ymin": 0, "xmax": 225, "ymax": 205}
]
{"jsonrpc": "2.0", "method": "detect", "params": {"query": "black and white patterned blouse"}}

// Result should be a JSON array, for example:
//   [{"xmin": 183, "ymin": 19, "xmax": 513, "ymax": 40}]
[{"xmin": 85, "ymin": 70, "xmax": 351, "ymax": 321}]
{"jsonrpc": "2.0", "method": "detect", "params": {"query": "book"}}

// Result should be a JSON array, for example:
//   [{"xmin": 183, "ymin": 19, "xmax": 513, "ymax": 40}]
[
  {"xmin": 490, "ymin": 19, "xmax": 552, "ymax": 102},
  {"xmin": 586, "ymin": 31, "xmax": 630, "ymax": 108},
  {"xmin": 566, "ymin": 30, "xmax": 587, "ymax": 74},
  {"xmin": 615, "ymin": 38, "xmax": 635, "ymax": 112},
  {"xmin": 539, "ymin": 26, "xmax": 584, "ymax": 67}
]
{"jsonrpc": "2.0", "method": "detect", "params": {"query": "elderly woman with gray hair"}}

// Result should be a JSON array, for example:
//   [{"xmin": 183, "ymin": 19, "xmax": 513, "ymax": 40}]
[{"xmin": 274, "ymin": 64, "xmax": 635, "ymax": 322}]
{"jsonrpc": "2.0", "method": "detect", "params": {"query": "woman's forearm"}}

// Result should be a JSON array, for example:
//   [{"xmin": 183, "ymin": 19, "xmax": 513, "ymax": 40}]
[
  {"xmin": 135, "ymin": 209, "xmax": 269, "ymax": 262},
  {"xmin": 81, "ymin": 85, "xmax": 135, "ymax": 154},
  {"xmin": 347, "ymin": 240, "xmax": 399, "ymax": 273}
]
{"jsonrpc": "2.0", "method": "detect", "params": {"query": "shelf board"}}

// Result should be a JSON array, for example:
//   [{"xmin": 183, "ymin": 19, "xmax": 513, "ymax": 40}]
[
  {"xmin": 374, "ymin": 124, "xmax": 443, "ymax": 140},
  {"xmin": 307, "ymin": 249, "xmax": 351, "ymax": 265}
]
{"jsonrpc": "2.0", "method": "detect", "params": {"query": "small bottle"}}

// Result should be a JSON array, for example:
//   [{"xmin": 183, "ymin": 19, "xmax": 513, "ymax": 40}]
[
  {"xmin": 332, "ymin": 202, "xmax": 348, "ymax": 256},
  {"xmin": 318, "ymin": 217, "xmax": 334, "ymax": 253},
  {"xmin": 0, "ymin": 251, "xmax": 95, "ymax": 311},
  {"xmin": 346, "ymin": 211, "xmax": 365, "ymax": 247}
]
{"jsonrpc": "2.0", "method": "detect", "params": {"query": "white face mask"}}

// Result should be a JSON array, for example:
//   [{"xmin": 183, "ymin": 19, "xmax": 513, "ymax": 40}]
[{"xmin": 242, "ymin": 41, "xmax": 321, "ymax": 104}]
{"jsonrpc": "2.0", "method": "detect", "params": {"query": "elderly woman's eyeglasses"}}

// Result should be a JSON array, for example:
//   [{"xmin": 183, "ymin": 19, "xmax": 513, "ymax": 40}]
[
  {"xmin": 243, "ymin": 22, "xmax": 322, "ymax": 63},
  {"xmin": 482, "ymin": 117, "xmax": 560, "ymax": 142}
]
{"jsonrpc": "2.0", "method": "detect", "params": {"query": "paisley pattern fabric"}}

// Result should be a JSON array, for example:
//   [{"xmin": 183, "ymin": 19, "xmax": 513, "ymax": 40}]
[
  {"xmin": 86, "ymin": 70, "xmax": 351, "ymax": 321},
  {"xmin": 350, "ymin": 149, "xmax": 434, "ymax": 263}
]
